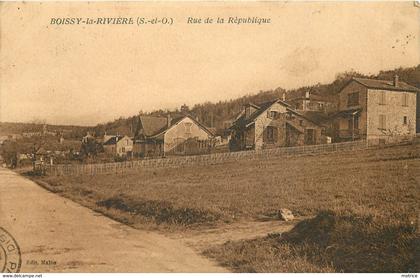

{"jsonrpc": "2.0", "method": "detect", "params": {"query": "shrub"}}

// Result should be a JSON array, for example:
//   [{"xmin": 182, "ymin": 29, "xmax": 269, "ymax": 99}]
[{"xmin": 97, "ymin": 196, "xmax": 220, "ymax": 226}]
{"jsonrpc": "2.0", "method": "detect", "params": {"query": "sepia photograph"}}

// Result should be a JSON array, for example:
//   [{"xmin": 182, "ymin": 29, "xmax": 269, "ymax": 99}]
[{"xmin": 0, "ymin": 0, "xmax": 419, "ymax": 275}]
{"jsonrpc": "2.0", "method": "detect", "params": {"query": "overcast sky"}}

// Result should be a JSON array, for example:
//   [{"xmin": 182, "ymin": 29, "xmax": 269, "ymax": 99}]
[{"xmin": 1, "ymin": 2, "xmax": 419, "ymax": 126}]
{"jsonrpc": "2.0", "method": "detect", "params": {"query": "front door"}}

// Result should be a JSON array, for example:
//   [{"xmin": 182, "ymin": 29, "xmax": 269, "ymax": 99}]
[{"xmin": 305, "ymin": 129, "xmax": 315, "ymax": 145}]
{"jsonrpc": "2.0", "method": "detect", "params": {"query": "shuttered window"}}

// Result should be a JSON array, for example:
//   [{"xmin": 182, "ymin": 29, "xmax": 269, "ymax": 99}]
[
  {"xmin": 265, "ymin": 126, "xmax": 278, "ymax": 143},
  {"xmin": 379, "ymin": 92, "xmax": 386, "ymax": 105},
  {"xmin": 402, "ymin": 93, "xmax": 409, "ymax": 106},
  {"xmin": 379, "ymin": 115, "xmax": 386, "ymax": 129}
]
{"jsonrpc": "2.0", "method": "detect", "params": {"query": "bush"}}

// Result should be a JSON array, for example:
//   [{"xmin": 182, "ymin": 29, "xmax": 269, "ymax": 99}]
[{"xmin": 97, "ymin": 196, "xmax": 220, "ymax": 226}]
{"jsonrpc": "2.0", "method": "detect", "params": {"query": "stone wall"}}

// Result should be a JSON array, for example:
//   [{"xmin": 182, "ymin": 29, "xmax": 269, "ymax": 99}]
[
  {"xmin": 366, "ymin": 89, "xmax": 416, "ymax": 140},
  {"xmin": 337, "ymin": 81, "xmax": 368, "ymax": 138}
]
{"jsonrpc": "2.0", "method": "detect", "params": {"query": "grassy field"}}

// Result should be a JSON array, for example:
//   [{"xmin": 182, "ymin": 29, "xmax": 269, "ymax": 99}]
[{"xmin": 33, "ymin": 143, "xmax": 420, "ymax": 272}]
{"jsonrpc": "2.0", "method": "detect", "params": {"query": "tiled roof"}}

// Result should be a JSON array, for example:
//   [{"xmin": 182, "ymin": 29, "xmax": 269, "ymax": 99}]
[
  {"xmin": 352, "ymin": 78, "xmax": 420, "ymax": 93},
  {"xmin": 300, "ymin": 111, "xmax": 331, "ymax": 126},
  {"xmin": 103, "ymin": 135, "xmax": 124, "ymax": 145},
  {"xmin": 138, "ymin": 115, "xmax": 214, "ymax": 138},
  {"xmin": 231, "ymin": 99, "xmax": 291, "ymax": 129},
  {"xmin": 138, "ymin": 116, "xmax": 169, "ymax": 137}
]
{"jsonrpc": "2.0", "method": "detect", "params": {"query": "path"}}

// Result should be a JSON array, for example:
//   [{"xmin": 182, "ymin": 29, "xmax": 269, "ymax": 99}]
[{"xmin": 0, "ymin": 168, "xmax": 226, "ymax": 272}]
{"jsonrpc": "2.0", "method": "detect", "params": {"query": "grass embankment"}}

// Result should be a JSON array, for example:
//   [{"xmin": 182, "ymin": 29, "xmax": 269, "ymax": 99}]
[
  {"xmin": 33, "ymin": 143, "xmax": 420, "ymax": 272},
  {"xmin": 204, "ymin": 210, "xmax": 419, "ymax": 272}
]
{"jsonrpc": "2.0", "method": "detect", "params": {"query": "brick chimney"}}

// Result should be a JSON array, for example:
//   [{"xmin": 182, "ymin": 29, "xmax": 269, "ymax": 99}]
[
  {"xmin": 393, "ymin": 74, "xmax": 399, "ymax": 87},
  {"xmin": 282, "ymin": 92, "xmax": 286, "ymax": 101},
  {"xmin": 167, "ymin": 113, "xmax": 171, "ymax": 128}
]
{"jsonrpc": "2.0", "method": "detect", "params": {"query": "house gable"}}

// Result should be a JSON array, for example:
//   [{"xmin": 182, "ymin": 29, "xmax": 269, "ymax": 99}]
[
  {"xmin": 253, "ymin": 101, "xmax": 289, "ymax": 149},
  {"xmin": 163, "ymin": 116, "xmax": 213, "ymax": 154}
]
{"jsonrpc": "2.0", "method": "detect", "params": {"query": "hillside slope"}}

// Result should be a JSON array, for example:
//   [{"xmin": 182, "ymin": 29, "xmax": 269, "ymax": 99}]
[{"xmin": 93, "ymin": 65, "xmax": 420, "ymax": 135}]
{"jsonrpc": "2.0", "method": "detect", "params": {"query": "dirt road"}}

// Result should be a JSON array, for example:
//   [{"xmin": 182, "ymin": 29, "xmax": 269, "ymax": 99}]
[{"xmin": 0, "ymin": 168, "xmax": 226, "ymax": 272}]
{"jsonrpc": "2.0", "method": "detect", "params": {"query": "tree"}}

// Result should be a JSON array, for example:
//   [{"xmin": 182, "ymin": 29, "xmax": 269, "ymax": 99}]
[
  {"xmin": 1, "ymin": 140, "xmax": 18, "ymax": 168},
  {"xmin": 80, "ymin": 136, "xmax": 99, "ymax": 159}
]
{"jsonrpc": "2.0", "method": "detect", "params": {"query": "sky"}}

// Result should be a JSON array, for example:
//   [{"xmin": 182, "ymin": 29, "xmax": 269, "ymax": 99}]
[{"xmin": 1, "ymin": 1, "xmax": 419, "ymax": 126}]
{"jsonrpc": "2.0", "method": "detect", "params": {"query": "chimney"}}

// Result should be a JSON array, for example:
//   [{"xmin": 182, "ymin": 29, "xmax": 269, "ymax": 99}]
[
  {"xmin": 167, "ymin": 113, "xmax": 171, "ymax": 128},
  {"xmin": 245, "ymin": 104, "xmax": 252, "ymax": 119},
  {"xmin": 282, "ymin": 92, "xmax": 286, "ymax": 101},
  {"xmin": 393, "ymin": 74, "xmax": 399, "ymax": 87}
]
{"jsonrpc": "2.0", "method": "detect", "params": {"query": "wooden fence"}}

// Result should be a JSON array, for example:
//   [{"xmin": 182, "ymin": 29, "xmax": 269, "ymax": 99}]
[{"xmin": 45, "ymin": 140, "xmax": 372, "ymax": 176}]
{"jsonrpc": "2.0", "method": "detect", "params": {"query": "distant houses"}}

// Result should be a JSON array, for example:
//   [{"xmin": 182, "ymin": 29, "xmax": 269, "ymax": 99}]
[
  {"xmin": 286, "ymin": 90, "xmax": 336, "ymax": 113},
  {"xmin": 70, "ymin": 74, "xmax": 419, "ymax": 160},
  {"xmin": 103, "ymin": 135, "xmax": 133, "ymax": 157},
  {"xmin": 333, "ymin": 75, "xmax": 418, "ymax": 143},
  {"xmin": 133, "ymin": 114, "xmax": 214, "ymax": 157},
  {"xmin": 229, "ymin": 99, "xmax": 324, "ymax": 151}
]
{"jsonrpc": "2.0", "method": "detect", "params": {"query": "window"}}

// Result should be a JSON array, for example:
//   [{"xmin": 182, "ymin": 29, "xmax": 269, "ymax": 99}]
[
  {"xmin": 379, "ymin": 115, "xmax": 386, "ymax": 129},
  {"xmin": 347, "ymin": 92, "xmax": 359, "ymax": 107},
  {"xmin": 402, "ymin": 93, "xmax": 409, "ymax": 106},
  {"xmin": 299, "ymin": 120, "xmax": 304, "ymax": 126},
  {"xmin": 379, "ymin": 92, "xmax": 386, "ymax": 105},
  {"xmin": 184, "ymin": 123, "xmax": 192, "ymax": 134},
  {"xmin": 265, "ymin": 126, "xmax": 277, "ymax": 143},
  {"xmin": 403, "ymin": 116, "xmax": 408, "ymax": 125},
  {"xmin": 126, "ymin": 139, "xmax": 129, "ymax": 146},
  {"xmin": 267, "ymin": 110, "xmax": 279, "ymax": 119}
]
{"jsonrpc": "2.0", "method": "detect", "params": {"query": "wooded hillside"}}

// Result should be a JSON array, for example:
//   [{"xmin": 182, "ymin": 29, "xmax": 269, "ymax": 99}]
[
  {"xmin": 2, "ymin": 65, "xmax": 419, "ymax": 137},
  {"xmin": 92, "ymin": 65, "xmax": 420, "ymax": 135}
]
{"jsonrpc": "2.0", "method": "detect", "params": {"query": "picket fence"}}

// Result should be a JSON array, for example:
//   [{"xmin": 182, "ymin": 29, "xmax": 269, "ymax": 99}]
[{"xmin": 45, "ymin": 140, "xmax": 373, "ymax": 176}]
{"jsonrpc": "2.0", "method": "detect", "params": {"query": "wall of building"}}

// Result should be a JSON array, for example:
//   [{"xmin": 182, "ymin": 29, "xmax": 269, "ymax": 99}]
[
  {"xmin": 337, "ymin": 81, "xmax": 368, "ymax": 138},
  {"xmin": 254, "ymin": 102, "xmax": 288, "ymax": 150},
  {"xmin": 134, "ymin": 141, "xmax": 163, "ymax": 157},
  {"xmin": 244, "ymin": 126, "xmax": 255, "ymax": 148},
  {"xmin": 164, "ymin": 117, "xmax": 212, "ymax": 154},
  {"xmin": 366, "ymin": 89, "xmax": 417, "ymax": 140},
  {"xmin": 116, "ymin": 136, "xmax": 133, "ymax": 156},
  {"xmin": 286, "ymin": 114, "xmax": 323, "ymax": 146}
]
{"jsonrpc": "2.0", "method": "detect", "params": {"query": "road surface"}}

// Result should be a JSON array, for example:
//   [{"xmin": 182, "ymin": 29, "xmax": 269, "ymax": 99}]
[{"xmin": 0, "ymin": 168, "xmax": 226, "ymax": 272}]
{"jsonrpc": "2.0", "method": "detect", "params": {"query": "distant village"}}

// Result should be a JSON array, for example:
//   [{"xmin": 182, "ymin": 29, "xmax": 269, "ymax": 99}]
[{"xmin": 1, "ymin": 74, "xmax": 419, "ymax": 168}]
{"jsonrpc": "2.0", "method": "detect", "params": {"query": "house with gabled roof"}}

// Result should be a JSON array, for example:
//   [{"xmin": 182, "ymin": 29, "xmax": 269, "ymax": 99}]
[
  {"xmin": 103, "ymin": 135, "xmax": 133, "ymax": 157},
  {"xmin": 133, "ymin": 114, "xmax": 214, "ymax": 157},
  {"xmin": 229, "ymin": 99, "xmax": 324, "ymax": 151},
  {"xmin": 334, "ymin": 75, "xmax": 418, "ymax": 143}
]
